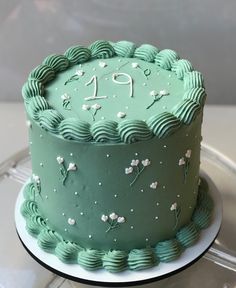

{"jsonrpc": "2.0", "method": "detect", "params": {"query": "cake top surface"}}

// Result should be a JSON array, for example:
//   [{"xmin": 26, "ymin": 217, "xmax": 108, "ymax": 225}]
[{"xmin": 22, "ymin": 40, "xmax": 206, "ymax": 144}]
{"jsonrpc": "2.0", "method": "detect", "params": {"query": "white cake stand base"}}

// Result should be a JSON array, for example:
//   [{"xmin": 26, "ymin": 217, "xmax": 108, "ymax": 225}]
[{"xmin": 15, "ymin": 173, "xmax": 222, "ymax": 287}]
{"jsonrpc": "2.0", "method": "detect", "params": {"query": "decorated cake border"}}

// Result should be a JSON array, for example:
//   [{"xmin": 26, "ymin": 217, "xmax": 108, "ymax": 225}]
[
  {"xmin": 22, "ymin": 40, "xmax": 206, "ymax": 144},
  {"xmin": 20, "ymin": 177, "xmax": 213, "ymax": 272}
]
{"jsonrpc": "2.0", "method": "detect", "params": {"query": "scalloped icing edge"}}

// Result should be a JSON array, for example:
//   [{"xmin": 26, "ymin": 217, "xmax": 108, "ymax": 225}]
[
  {"xmin": 20, "ymin": 176, "xmax": 213, "ymax": 272},
  {"xmin": 22, "ymin": 40, "xmax": 206, "ymax": 144}
]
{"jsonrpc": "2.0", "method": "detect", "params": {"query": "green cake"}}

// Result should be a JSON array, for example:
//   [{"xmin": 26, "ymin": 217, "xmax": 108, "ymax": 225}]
[{"xmin": 21, "ymin": 40, "xmax": 213, "ymax": 272}]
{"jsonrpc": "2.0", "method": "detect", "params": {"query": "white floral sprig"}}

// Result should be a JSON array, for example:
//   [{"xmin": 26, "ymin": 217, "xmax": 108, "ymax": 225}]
[
  {"xmin": 146, "ymin": 90, "xmax": 169, "ymax": 110},
  {"xmin": 56, "ymin": 156, "xmax": 77, "ymax": 185},
  {"xmin": 81, "ymin": 103, "xmax": 101, "ymax": 121},
  {"xmin": 32, "ymin": 174, "xmax": 41, "ymax": 200},
  {"xmin": 64, "ymin": 69, "xmax": 84, "ymax": 85},
  {"xmin": 101, "ymin": 212, "xmax": 126, "ymax": 233},
  {"xmin": 61, "ymin": 93, "xmax": 71, "ymax": 110},
  {"xmin": 170, "ymin": 202, "xmax": 181, "ymax": 230},
  {"xmin": 125, "ymin": 158, "xmax": 151, "ymax": 186},
  {"xmin": 131, "ymin": 63, "xmax": 151, "ymax": 79},
  {"xmin": 178, "ymin": 149, "xmax": 192, "ymax": 183}
]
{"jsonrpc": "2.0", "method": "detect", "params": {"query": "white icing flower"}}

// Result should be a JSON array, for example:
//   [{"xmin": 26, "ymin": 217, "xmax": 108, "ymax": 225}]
[
  {"xmin": 170, "ymin": 203, "xmax": 177, "ymax": 211},
  {"xmin": 178, "ymin": 157, "xmax": 185, "ymax": 166},
  {"xmin": 68, "ymin": 218, "xmax": 76, "ymax": 225},
  {"xmin": 150, "ymin": 181, "xmax": 158, "ymax": 189},
  {"xmin": 56, "ymin": 156, "xmax": 64, "ymax": 164},
  {"xmin": 91, "ymin": 103, "xmax": 101, "ymax": 110},
  {"xmin": 32, "ymin": 174, "xmax": 40, "ymax": 183},
  {"xmin": 142, "ymin": 159, "xmax": 151, "ymax": 167},
  {"xmin": 117, "ymin": 112, "xmax": 126, "ymax": 118},
  {"xmin": 61, "ymin": 93, "xmax": 70, "ymax": 100},
  {"xmin": 185, "ymin": 149, "xmax": 192, "ymax": 158},
  {"xmin": 82, "ymin": 104, "xmax": 90, "ymax": 111},
  {"xmin": 99, "ymin": 61, "xmax": 107, "ymax": 68},
  {"xmin": 131, "ymin": 159, "xmax": 139, "ymax": 166},
  {"xmin": 150, "ymin": 90, "xmax": 158, "ymax": 96},
  {"xmin": 75, "ymin": 70, "xmax": 84, "ymax": 76},
  {"xmin": 117, "ymin": 216, "xmax": 125, "ymax": 223},
  {"xmin": 159, "ymin": 90, "xmax": 169, "ymax": 96},
  {"xmin": 67, "ymin": 163, "xmax": 77, "ymax": 171},
  {"xmin": 132, "ymin": 62, "xmax": 139, "ymax": 68},
  {"xmin": 125, "ymin": 167, "xmax": 133, "ymax": 174},
  {"xmin": 101, "ymin": 214, "xmax": 108, "ymax": 222},
  {"xmin": 109, "ymin": 212, "xmax": 118, "ymax": 220}
]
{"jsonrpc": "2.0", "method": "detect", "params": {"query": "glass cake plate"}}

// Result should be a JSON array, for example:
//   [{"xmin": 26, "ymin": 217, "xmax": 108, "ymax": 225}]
[{"xmin": 0, "ymin": 143, "xmax": 236, "ymax": 288}]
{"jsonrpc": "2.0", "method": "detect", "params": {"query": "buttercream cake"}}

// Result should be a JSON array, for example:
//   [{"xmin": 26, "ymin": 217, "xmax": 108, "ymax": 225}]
[{"xmin": 21, "ymin": 40, "xmax": 213, "ymax": 272}]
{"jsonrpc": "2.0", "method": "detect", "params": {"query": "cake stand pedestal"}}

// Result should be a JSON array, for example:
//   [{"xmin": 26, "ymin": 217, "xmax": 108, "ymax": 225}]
[{"xmin": 15, "ymin": 172, "xmax": 222, "ymax": 287}]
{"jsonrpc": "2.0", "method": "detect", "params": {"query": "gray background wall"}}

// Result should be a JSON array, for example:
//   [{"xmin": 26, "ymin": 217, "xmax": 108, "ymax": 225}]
[{"xmin": 0, "ymin": 0, "xmax": 236, "ymax": 104}]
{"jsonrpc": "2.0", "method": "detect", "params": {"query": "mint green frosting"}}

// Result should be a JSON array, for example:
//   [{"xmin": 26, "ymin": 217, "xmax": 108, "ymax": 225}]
[
  {"xmin": 38, "ymin": 229, "xmax": 62, "ymax": 252},
  {"xmin": 29, "ymin": 64, "xmax": 55, "ymax": 84},
  {"xmin": 22, "ymin": 40, "xmax": 206, "ymax": 144},
  {"xmin": 20, "ymin": 176, "xmax": 213, "ymax": 272},
  {"xmin": 78, "ymin": 249, "xmax": 104, "ymax": 271},
  {"xmin": 102, "ymin": 250, "xmax": 128, "ymax": 272},
  {"xmin": 128, "ymin": 248, "xmax": 157, "ymax": 270},
  {"xmin": 23, "ymin": 182, "xmax": 36, "ymax": 201},
  {"xmin": 113, "ymin": 41, "xmax": 136, "ymax": 57},
  {"xmin": 55, "ymin": 241, "xmax": 82, "ymax": 263},
  {"xmin": 155, "ymin": 239, "xmax": 182, "ymax": 262},
  {"xmin": 38, "ymin": 109, "xmax": 63, "ymax": 133},
  {"xmin": 43, "ymin": 54, "xmax": 70, "ymax": 72}
]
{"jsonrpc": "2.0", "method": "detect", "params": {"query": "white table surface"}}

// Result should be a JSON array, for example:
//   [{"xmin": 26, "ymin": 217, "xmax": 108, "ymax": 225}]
[{"xmin": 0, "ymin": 102, "xmax": 235, "ymax": 288}]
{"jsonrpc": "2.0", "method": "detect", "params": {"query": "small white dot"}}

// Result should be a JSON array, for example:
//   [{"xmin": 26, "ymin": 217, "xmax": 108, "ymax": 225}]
[
  {"xmin": 135, "ymin": 152, "xmax": 138, "ymax": 156},
  {"xmin": 106, "ymin": 154, "xmax": 110, "ymax": 158},
  {"xmin": 40, "ymin": 162, "xmax": 43, "ymax": 167},
  {"xmin": 156, "ymin": 202, "xmax": 159, "ymax": 206},
  {"xmin": 113, "ymin": 94, "xmax": 117, "ymax": 98},
  {"xmin": 143, "ymin": 83, "xmax": 147, "ymax": 86},
  {"xmin": 70, "ymin": 153, "xmax": 73, "ymax": 156},
  {"xmin": 155, "ymin": 216, "xmax": 159, "ymax": 220},
  {"xmin": 62, "ymin": 213, "xmax": 65, "ymax": 216},
  {"xmin": 89, "ymin": 235, "xmax": 92, "ymax": 239},
  {"xmin": 94, "ymin": 201, "xmax": 97, "ymax": 204},
  {"xmin": 53, "ymin": 188, "xmax": 57, "ymax": 192},
  {"xmin": 92, "ymin": 67, "xmax": 96, "ymax": 71},
  {"xmin": 74, "ymin": 88, "xmax": 78, "ymax": 91},
  {"xmin": 163, "ymin": 186, "xmax": 166, "ymax": 189},
  {"xmin": 163, "ymin": 106, "xmax": 167, "ymax": 109},
  {"xmin": 163, "ymin": 145, "xmax": 167, "ymax": 148},
  {"xmin": 45, "ymin": 218, "xmax": 48, "ymax": 221},
  {"xmin": 125, "ymin": 106, "xmax": 129, "ymax": 110},
  {"xmin": 40, "ymin": 134, "xmax": 43, "ymax": 138},
  {"xmin": 116, "ymin": 67, "xmax": 119, "ymax": 70},
  {"xmin": 30, "ymin": 141, "xmax": 33, "ymax": 145},
  {"xmin": 105, "ymin": 77, "xmax": 109, "ymax": 80},
  {"xmin": 55, "ymin": 87, "xmax": 58, "ymax": 91},
  {"xmin": 141, "ymin": 189, "xmax": 144, "ymax": 192},
  {"xmin": 101, "ymin": 116, "xmax": 105, "ymax": 120},
  {"xmin": 167, "ymin": 82, "xmax": 170, "ymax": 86},
  {"xmin": 168, "ymin": 74, "xmax": 172, "ymax": 78},
  {"xmin": 146, "ymin": 238, "xmax": 149, "ymax": 242},
  {"xmin": 98, "ymin": 182, "xmax": 102, "ymax": 186},
  {"xmin": 118, "ymin": 59, "xmax": 122, "ymax": 62},
  {"xmin": 186, "ymin": 134, "xmax": 189, "ymax": 137},
  {"xmin": 80, "ymin": 212, "xmax": 84, "ymax": 216},
  {"xmin": 131, "ymin": 226, "xmax": 134, "ymax": 229},
  {"xmin": 160, "ymin": 161, "xmax": 163, "ymax": 164},
  {"xmin": 75, "ymin": 192, "xmax": 78, "ymax": 195},
  {"xmin": 114, "ymin": 238, "xmax": 117, "ymax": 242},
  {"xmin": 130, "ymin": 209, "xmax": 134, "ymax": 212},
  {"xmin": 64, "ymin": 228, "xmax": 67, "ymax": 232},
  {"xmin": 114, "ymin": 194, "xmax": 118, "ymax": 198},
  {"xmin": 45, "ymin": 195, "xmax": 48, "ymax": 199},
  {"xmin": 177, "ymin": 194, "xmax": 180, "ymax": 197}
]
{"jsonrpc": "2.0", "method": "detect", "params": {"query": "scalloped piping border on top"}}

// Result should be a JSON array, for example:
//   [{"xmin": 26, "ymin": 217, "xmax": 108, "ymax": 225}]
[
  {"xmin": 22, "ymin": 40, "xmax": 206, "ymax": 144},
  {"xmin": 20, "ymin": 177, "xmax": 213, "ymax": 272}
]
